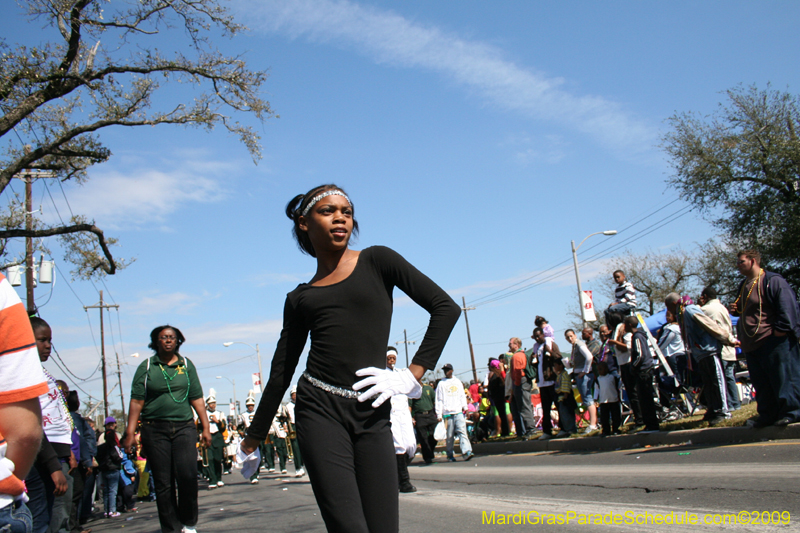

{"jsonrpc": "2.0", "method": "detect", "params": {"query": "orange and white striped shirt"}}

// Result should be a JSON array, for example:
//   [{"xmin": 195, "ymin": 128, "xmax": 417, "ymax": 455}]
[{"xmin": 0, "ymin": 273, "xmax": 47, "ymax": 504}]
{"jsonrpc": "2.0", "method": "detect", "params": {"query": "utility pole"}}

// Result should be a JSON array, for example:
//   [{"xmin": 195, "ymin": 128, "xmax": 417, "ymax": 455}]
[
  {"xmin": 461, "ymin": 297, "xmax": 478, "ymax": 383},
  {"xmin": 13, "ymin": 151, "xmax": 55, "ymax": 315},
  {"xmin": 84, "ymin": 290, "xmax": 119, "ymax": 419},
  {"xmin": 25, "ymin": 172, "xmax": 34, "ymax": 315},
  {"xmin": 114, "ymin": 350, "xmax": 126, "ymax": 420},
  {"xmin": 396, "ymin": 329, "xmax": 416, "ymax": 368}
]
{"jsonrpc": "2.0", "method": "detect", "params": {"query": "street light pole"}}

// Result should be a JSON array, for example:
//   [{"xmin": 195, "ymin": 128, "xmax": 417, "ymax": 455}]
[
  {"xmin": 216, "ymin": 376, "xmax": 237, "ymax": 419},
  {"xmin": 571, "ymin": 230, "xmax": 617, "ymax": 328},
  {"xmin": 223, "ymin": 341, "xmax": 263, "ymax": 392}
]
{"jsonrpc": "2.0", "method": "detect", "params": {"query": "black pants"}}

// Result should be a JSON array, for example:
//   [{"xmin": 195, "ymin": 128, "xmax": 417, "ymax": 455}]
[
  {"xmin": 634, "ymin": 367, "xmax": 659, "ymax": 431},
  {"xmin": 620, "ymin": 363, "xmax": 644, "ymax": 425},
  {"xmin": 68, "ymin": 465, "xmax": 86, "ymax": 532},
  {"xmin": 746, "ymin": 334, "xmax": 800, "ymax": 423},
  {"xmin": 296, "ymin": 378, "xmax": 396, "ymax": 533},
  {"xmin": 140, "ymin": 419, "xmax": 198, "ymax": 533},
  {"xmin": 696, "ymin": 355, "xmax": 727, "ymax": 418},
  {"xmin": 600, "ymin": 402, "xmax": 621, "ymax": 434},
  {"xmin": 412, "ymin": 411, "xmax": 437, "ymax": 463},
  {"xmin": 488, "ymin": 392, "xmax": 510, "ymax": 436},
  {"xmin": 396, "ymin": 454, "xmax": 412, "ymax": 489},
  {"xmin": 80, "ymin": 469, "xmax": 95, "ymax": 523},
  {"xmin": 539, "ymin": 385, "xmax": 557, "ymax": 435}
]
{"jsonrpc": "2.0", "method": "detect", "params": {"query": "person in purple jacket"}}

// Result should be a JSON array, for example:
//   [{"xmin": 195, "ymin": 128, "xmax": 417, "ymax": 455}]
[{"xmin": 730, "ymin": 250, "xmax": 800, "ymax": 427}]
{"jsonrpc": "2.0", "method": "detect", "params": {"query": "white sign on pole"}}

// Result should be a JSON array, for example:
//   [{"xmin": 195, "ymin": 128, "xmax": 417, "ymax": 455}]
[
  {"xmin": 580, "ymin": 290, "xmax": 597, "ymax": 322},
  {"xmin": 229, "ymin": 403, "xmax": 235, "ymax": 418},
  {"xmin": 251, "ymin": 372, "xmax": 262, "ymax": 393}
]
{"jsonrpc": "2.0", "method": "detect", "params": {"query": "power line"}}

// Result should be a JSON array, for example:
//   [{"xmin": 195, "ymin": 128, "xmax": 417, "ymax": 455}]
[
  {"xmin": 46, "ymin": 359, "xmax": 100, "ymax": 401},
  {"xmin": 51, "ymin": 345, "xmax": 101, "ymax": 382},
  {"xmin": 471, "ymin": 204, "xmax": 693, "ymax": 307},
  {"xmin": 469, "ymin": 196, "xmax": 684, "ymax": 307},
  {"xmin": 54, "ymin": 262, "xmax": 85, "ymax": 307}
]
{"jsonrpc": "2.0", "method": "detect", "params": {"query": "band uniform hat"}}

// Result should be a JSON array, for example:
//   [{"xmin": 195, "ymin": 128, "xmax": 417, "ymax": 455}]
[
  {"xmin": 245, "ymin": 389, "xmax": 256, "ymax": 406},
  {"xmin": 206, "ymin": 388, "xmax": 217, "ymax": 404}
]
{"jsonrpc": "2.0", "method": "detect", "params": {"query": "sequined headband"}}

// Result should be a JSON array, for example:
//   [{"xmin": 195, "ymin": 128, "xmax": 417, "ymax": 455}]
[{"xmin": 301, "ymin": 190, "xmax": 352, "ymax": 217}]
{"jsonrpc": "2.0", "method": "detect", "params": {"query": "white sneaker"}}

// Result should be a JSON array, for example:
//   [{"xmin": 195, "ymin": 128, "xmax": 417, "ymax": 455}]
[
  {"xmin": 207, "ymin": 485, "xmax": 216, "ymax": 490},
  {"xmin": 216, "ymin": 481, "xmax": 224, "ymax": 487},
  {"xmin": 182, "ymin": 527, "xmax": 197, "ymax": 533},
  {"xmin": 581, "ymin": 425, "xmax": 598, "ymax": 434},
  {"xmin": 281, "ymin": 469, "xmax": 287, "ymax": 474},
  {"xmin": 250, "ymin": 478, "xmax": 259, "ymax": 484},
  {"xmin": 295, "ymin": 468, "xmax": 305, "ymax": 477},
  {"xmin": 268, "ymin": 468, "xmax": 275, "ymax": 473}
]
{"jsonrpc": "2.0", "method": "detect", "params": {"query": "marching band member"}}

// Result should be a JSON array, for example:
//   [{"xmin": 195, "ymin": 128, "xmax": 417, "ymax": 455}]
[
  {"xmin": 204, "ymin": 391, "xmax": 225, "ymax": 489},
  {"xmin": 238, "ymin": 392, "xmax": 261, "ymax": 484},
  {"xmin": 265, "ymin": 416, "xmax": 289, "ymax": 474},
  {"xmin": 280, "ymin": 386, "xmax": 305, "ymax": 477}
]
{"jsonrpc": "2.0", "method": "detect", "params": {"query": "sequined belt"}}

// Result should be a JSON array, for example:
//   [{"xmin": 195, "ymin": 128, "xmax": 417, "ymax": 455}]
[{"xmin": 302, "ymin": 371, "xmax": 360, "ymax": 399}]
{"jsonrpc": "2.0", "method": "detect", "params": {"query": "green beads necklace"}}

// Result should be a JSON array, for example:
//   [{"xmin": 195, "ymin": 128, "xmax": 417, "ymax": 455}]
[{"xmin": 159, "ymin": 356, "xmax": 190, "ymax": 403}]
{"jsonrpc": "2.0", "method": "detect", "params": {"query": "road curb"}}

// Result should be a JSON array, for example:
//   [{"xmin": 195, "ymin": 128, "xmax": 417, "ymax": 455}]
[{"xmin": 470, "ymin": 424, "xmax": 800, "ymax": 455}]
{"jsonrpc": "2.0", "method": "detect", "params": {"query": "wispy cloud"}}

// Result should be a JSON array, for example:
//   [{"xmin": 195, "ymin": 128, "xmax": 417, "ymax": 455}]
[
  {"xmin": 185, "ymin": 319, "xmax": 284, "ymax": 346},
  {"xmin": 45, "ymin": 152, "xmax": 236, "ymax": 230},
  {"xmin": 239, "ymin": 0, "xmax": 656, "ymax": 154},
  {"xmin": 126, "ymin": 291, "xmax": 217, "ymax": 315}
]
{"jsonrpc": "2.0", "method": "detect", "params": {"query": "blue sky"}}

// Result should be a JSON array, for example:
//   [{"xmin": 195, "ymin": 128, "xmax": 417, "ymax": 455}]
[{"xmin": 3, "ymin": 0, "xmax": 799, "ymax": 415}]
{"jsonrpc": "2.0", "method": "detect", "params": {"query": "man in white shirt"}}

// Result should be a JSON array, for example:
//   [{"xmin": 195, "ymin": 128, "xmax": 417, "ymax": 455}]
[
  {"xmin": 435, "ymin": 364, "xmax": 473, "ymax": 462},
  {"xmin": 700, "ymin": 286, "xmax": 741, "ymax": 412},
  {"xmin": 566, "ymin": 330, "xmax": 598, "ymax": 434}
]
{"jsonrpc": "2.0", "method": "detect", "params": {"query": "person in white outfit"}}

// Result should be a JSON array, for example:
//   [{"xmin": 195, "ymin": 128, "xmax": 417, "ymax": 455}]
[
  {"xmin": 387, "ymin": 348, "xmax": 417, "ymax": 492},
  {"xmin": 435, "ymin": 364, "xmax": 473, "ymax": 462}
]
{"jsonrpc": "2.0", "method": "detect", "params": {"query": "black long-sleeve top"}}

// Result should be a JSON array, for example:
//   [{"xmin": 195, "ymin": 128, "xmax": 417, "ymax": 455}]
[{"xmin": 248, "ymin": 246, "xmax": 461, "ymax": 440}]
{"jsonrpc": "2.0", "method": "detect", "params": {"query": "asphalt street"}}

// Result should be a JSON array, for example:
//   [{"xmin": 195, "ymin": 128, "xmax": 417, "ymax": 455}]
[{"xmin": 87, "ymin": 440, "xmax": 800, "ymax": 533}]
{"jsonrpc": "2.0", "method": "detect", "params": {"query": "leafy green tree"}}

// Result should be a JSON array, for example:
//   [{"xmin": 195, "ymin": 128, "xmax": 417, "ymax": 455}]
[
  {"xmin": 0, "ymin": 0, "xmax": 273, "ymax": 278},
  {"xmin": 662, "ymin": 84, "xmax": 800, "ymax": 290}
]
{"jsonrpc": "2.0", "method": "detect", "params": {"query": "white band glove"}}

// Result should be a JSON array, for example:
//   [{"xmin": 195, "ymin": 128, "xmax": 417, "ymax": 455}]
[
  {"xmin": 353, "ymin": 367, "xmax": 422, "ymax": 408},
  {"xmin": 235, "ymin": 444, "xmax": 262, "ymax": 480}
]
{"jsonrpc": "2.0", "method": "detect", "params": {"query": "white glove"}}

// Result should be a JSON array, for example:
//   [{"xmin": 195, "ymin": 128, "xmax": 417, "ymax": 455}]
[
  {"xmin": 236, "ymin": 444, "xmax": 261, "ymax": 480},
  {"xmin": 353, "ymin": 367, "xmax": 422, "ymax": 408}
]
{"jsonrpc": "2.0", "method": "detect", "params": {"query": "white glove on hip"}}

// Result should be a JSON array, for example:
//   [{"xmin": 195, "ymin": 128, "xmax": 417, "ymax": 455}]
[
  {"xmin": 236, "ymin": 444, "xmax": 262, "ymax": 480},
  {"xmin": 353, "ymin": 367, "xmax": 422, "ymax": 408}
]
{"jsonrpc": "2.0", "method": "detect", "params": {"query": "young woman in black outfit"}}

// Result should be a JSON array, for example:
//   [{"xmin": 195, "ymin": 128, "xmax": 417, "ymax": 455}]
[{"xmin": 239, "ymin": 184, "xmax": 460, "ymax": 532}]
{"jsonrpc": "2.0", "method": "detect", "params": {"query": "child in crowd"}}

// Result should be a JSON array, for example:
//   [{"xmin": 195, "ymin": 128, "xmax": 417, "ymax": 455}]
[
  {"xmin": 553, "ymin": 359, "xmax": 577, "ymax": 437},
  {"xmin": 605, "ymin": 270, "xmax": 636, "ymax": 323},
  {"xmin": 596, "ymin": 362, "xmax": 621, "ymax": 436},
  {"xmin": 534, "ymin": 316, "xmax": 555, "ymax": 339}
]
